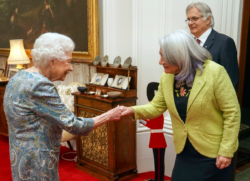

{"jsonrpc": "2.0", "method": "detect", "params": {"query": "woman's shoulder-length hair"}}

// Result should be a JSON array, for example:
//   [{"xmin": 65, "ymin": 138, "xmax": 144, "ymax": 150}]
[{"xmin": 159, "ymin": 30, "xmax": 212, "ymax": 83}]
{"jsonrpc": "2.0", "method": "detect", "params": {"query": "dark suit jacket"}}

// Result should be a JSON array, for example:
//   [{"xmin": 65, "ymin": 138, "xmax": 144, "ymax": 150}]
[{"xmin": 203, "ymin": 29, "xmax": 239, "ymax": 92}]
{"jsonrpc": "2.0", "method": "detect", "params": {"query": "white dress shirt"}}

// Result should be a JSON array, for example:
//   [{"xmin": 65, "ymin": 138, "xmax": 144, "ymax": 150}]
[{"xmin": 196, "ymin": 27, "xmax": 212, "ymax": 47}]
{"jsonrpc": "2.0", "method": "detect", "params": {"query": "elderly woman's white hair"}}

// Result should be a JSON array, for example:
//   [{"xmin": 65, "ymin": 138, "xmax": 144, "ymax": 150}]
[
  {"xmin": 31, "ymin": 32, "xmax": 75, "ymax": 67},
  {"xmin": 160, "ymin": 30, "xmax": 212, "ymax": 83},
  {"xmin": 186, "ymin": 2, "xmax": 214, "ymax": 28}
]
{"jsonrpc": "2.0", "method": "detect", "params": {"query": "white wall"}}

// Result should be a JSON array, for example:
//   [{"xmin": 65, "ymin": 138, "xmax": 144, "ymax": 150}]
[{"xmin": 56, "ymin": 0, "xmax": 243, "ymax": 177}]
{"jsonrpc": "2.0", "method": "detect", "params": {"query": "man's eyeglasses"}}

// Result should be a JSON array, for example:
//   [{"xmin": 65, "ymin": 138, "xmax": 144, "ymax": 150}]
[{"xmin": 185, "ymin": 16, "xmax": 203, "ymax": 24}]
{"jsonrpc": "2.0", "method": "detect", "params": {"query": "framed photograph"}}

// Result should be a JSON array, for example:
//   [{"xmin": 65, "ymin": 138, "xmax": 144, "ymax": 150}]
[
  {"xmin": 0, "ymin": 69, "xmax": 4, "ymax": 76},
  {"xmin": 5, "ymin": 64, "xmax": 27, "ymax": 78},
  {"xmin": 90, "ymin": 73, "xmax": 109, "ymax": 86},
  {"xmin": 0, "ymin": 54, "xmax": 8, "ymax": 77},
  {"xmin": 93, "ymin": 73, "xmax": 104, "ymax": 85},
  {"xmin": 8, "ymin": 68, "xmax": 19, "ymax": 79},
  {"xmin": 95, "ymin": 88, "xmax": 102, "ymax": 97},
  {"xmin": 111, "ymin": 75, "xmax": 131, "ymax": 90},
  {"xmin": 0, "ymin": 0, "xmax": 99, "ymax": 62},
  {"xmin": 116, "ymin": 75, "xmax": 126, "ymax": 88}
]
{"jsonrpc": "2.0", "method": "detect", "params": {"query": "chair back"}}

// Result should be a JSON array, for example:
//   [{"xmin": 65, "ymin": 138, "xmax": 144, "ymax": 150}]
[{"xmin": 146, "ymin": 82, "xmax": 159, "ymax": 102}]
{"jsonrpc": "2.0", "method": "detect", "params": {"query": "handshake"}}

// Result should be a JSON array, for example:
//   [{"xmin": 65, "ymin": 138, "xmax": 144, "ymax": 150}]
[
  {"xmin": 93, "ymin": 105, "xmax": 135, "ymax": 129},
  {"xmin": 106, "ymin": 105, "xmax": 135, "ymax": 121}
]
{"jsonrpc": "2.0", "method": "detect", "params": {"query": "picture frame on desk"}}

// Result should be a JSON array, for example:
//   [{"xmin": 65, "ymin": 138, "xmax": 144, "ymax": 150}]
[
  {"xmin": 8, "ymin": 68, "xmax": 19, "ymax": 79},
  {"xmin": 114, "ymin": 75, "xmax": 126, "ymax": 89},
  {"xmin": 6, "ymin": 64, "xmax": 29, "ymax": 78},
  {"xmin": 0, "ymin": 69, "xmax": 4, "ymax": 77},
  {"xmin": 91, "ymin": 73, "xmax": 104, "ymax": 85},
  {"xmin": 111, "ymin": 75, "xmax": 131, "ymax": 90},
  {"xmin": 95, "ymin": 88, "xmax": 102, "ymax": 97},
  {"xmin": 0, "ymin": 0, "xmax": 99, "ymax": 63},
  {"xmin": 90, "ymin": 73, "xmax": 109, "ymax": 86},
  {"xmin": 0, "ymin": 54, "xmax": 8, "ymax": 77}
]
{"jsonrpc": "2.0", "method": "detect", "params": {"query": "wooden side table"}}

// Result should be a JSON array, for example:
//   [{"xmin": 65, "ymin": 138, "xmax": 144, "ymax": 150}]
[{"xmin": 73, "ymin": 93, "xmax": 137, "ymax": 181}]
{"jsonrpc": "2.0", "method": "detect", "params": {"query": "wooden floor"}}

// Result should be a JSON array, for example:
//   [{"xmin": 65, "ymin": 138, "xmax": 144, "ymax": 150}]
[{"xmin": 236, "ymin": 163, "xmax": 250, "ymax": 174}]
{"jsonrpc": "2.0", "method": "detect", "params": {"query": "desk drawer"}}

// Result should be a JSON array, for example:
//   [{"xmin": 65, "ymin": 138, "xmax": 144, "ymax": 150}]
[{"xmin": 77, "ymin": 97, "xmax": 112, "ymax": 111}]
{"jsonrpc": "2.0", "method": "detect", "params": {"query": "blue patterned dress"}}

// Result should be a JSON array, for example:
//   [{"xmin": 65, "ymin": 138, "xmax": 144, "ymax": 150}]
[{"xmin": 4, "ymin": 70, "xmax": 94, "ymax": 181}]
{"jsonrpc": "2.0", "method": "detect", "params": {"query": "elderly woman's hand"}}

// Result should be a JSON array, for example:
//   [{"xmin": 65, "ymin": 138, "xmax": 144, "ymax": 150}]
[
  {"xmin": 93, "ymin": 106, "xmax": 123, "ymax": 129},
  {"xmin": 106, "ymin": 106, "xmax": 123, "ymax": 121},
  {"xmin": 215, "ymin": 155, "xmax": 232, "ymax": 169}
]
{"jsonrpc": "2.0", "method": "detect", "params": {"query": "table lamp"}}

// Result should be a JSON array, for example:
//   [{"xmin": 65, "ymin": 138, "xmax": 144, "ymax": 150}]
[{"xmin": 7, "ymin": 39, "xmax": 30, "ymax": 69}]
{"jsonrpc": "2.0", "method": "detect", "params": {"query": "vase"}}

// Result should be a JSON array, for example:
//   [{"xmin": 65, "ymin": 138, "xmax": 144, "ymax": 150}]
[{"xmin": 107, "ymin": 78, "xmax": 114, "ymax": 87}]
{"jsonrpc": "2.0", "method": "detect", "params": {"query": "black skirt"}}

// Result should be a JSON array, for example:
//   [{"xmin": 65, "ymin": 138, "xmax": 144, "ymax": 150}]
[{"xmin": 171, "ymin": 138, "xmax": 234, "ymax": 181}]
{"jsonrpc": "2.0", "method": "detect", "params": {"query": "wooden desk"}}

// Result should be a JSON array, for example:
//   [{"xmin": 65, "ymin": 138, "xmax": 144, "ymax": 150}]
[{"xmin": 72, "ymin": 92, "xmax": 138, "ymax": 181}]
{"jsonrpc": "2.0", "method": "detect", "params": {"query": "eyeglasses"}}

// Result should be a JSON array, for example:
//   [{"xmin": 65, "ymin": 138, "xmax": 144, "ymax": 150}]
[{"xmin": 185, "ymin": 16, "xmax": 203, "ymax": 24}]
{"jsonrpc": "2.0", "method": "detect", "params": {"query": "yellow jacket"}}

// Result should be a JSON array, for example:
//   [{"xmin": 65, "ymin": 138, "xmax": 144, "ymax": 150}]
[{"xmin": 133, "ymin": 60, "xmax": 240, "ymax": 158}]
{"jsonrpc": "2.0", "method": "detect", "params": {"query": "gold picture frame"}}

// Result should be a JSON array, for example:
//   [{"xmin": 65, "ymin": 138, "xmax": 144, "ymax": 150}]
[
  {"xmin": 90, "ymin": 72, "xmax": 109, "ymax": 86},
  {"xmin": 92, "ymin": 73, "xmax": 104, "ymax": 85},
  {"xmin": 0, "ymin": 0, "xmax": 99, "ymax": 63},
  {"xmin": 112, "ymin": 75, "xmax": 126, "ymax": 89},
  {"xmin": 111, "ymin": 75, "xmax": 131, "ymax": 90}
]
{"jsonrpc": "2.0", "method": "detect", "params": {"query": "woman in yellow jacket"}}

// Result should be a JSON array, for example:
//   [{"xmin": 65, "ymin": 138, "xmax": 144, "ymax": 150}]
[{"xmin": 121, "ymin": 30, "xmax": 240, "ymax": 181}]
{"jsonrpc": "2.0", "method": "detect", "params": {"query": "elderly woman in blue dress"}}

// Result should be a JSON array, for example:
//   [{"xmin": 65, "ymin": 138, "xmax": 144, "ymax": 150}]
[{"xmin": 4, "ymin": 32, "xmax": 122, "ymax": 181}]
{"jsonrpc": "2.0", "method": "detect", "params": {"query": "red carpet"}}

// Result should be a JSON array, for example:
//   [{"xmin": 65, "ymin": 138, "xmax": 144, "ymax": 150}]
[{"xmin": 0, "ymin": 135, "xmax": 171, "ymax": 180}]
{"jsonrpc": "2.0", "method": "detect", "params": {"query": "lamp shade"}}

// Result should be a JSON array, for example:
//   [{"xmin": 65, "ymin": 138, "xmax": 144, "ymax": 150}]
[{"xmin": 7, "ymin": 39, "xmax": 30, "ymax": 65}]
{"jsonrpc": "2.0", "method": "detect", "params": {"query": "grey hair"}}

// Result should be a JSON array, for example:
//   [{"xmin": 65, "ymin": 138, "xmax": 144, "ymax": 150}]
[
  {"xmin": 186, "ymin": 2, "xmax": 214, "ymax": 28},
  {"xmin": 159, "ymin": 30, "xmax": 212, "ymax": 83},
  {"xmin": 31, "ymin": 32, "xmax": 75, "ymax": 67}
]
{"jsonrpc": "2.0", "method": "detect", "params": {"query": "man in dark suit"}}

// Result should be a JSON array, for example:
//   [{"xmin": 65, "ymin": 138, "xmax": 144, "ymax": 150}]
[{"xmin": 186, "ymin": 2, "xmax": 239, "ymax": 91}]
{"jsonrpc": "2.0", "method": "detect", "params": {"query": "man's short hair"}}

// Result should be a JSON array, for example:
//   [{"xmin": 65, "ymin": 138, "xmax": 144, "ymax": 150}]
[{"xmin": 186, "ymin": 2, "xmax": 214, "ymax": 28}]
